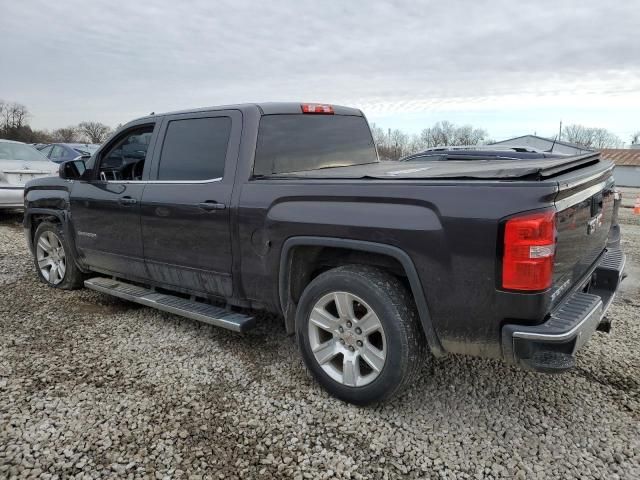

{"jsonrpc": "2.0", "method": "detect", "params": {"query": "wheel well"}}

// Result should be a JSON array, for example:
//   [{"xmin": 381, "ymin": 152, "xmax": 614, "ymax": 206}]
[
  {"xmin": 282, "ymin": 245, "xmax": 410, "ymax": 334},
  {"xmin": 29, "ymin": 214, "xmax": 60, "ymax": 241},
  {"xmin": 288, "ymin": 246, "xmax": 408, "ymax": 305}
]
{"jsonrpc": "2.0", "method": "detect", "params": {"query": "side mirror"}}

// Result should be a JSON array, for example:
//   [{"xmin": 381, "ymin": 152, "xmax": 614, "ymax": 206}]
[{"xmin": 59, "ymin": 159, "xmax": 87, "ymax": 180}]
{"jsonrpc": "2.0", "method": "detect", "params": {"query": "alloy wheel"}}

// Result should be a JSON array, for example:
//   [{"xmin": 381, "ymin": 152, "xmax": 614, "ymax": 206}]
[
  {"xmin": 308, "ymin": 291, "xmax": 387, "ymax": 387},
  {"xmin": 36, "ymin": 231, "xmax": 67, "ymax": 285}
]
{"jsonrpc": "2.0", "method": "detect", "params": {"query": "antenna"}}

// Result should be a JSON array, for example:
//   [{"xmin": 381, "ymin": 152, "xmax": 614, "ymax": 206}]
[
  {"xmin": 558, "ymin": 120, "xmax": 562, "ymax": 140},
  {"xmin": 547, "ymin": 135, "xmax": 558, "ymax": 153}
]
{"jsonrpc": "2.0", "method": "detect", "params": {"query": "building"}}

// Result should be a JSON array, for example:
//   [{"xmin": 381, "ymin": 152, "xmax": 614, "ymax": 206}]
[
  {"xmin": 599, "ymin": 149, "xmax": 640, "ymax": 187},
  {"xmin": 490, "ymin": 135, "xmax": 593, "ymax": 155}
]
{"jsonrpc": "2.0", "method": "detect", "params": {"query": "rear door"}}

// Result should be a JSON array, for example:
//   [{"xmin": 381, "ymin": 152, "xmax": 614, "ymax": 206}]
[
  {"xmin": 70, "ymin": 122, "xmax": 159, "ymax": 279},
  {"xmin": 140, "ymin": 110, "xmax": 241, "ymax": 298}
]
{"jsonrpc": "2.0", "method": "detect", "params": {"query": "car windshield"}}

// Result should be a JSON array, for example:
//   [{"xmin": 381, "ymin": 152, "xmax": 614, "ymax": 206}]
[{"xmin": 0, "ymin": 142, "xmax": 49, "ymax": 162}]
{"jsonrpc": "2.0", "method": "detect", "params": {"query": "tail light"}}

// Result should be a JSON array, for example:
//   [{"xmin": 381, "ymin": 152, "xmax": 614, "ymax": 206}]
[
  {"xmin": 301, "ymin": 104, "xmax": 334, "ymax": 114},
  {"xmin": 502, "ymin": 209, "xmax": 556, "ymax": 291}
]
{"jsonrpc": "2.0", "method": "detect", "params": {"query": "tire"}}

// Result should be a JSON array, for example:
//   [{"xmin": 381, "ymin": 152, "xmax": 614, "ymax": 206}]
[
  {"xmin": 296, "ymin": 265, "xmax": 426, "ymax": 405},
  {"xmin": 33, "ymin": 221, "xmax": 85, "ymax": 290}
]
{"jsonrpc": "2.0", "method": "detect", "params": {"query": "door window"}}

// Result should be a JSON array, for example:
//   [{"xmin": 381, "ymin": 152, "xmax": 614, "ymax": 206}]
[
  {"xmin": 97, "ymin": 126, "xmax": 154, "ymax": 181},
  {"xmin": 157, "ymin": 117, "xmax": 231, "ymax": 181}
]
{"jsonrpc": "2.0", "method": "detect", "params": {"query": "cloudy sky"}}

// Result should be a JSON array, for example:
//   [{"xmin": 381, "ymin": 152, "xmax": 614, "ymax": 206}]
[{"xmin": 2, "ymin": 0, "xmax": 639, "ymax": 142}]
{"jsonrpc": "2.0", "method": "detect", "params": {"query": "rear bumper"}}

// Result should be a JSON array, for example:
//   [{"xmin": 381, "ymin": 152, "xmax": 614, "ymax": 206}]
[
  {"xmin": 501, "ymin": 247, "xmax": 626, "ymax": 372},
  {"xmin": 0, "ymin": 186, "xmax": 24, "ymax": 209}
]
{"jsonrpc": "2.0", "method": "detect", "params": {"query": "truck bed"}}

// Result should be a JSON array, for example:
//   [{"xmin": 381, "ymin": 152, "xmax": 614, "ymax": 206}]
[{"xmin": 264, "ymin": 153, "xmax": 603, "ymax": 181}]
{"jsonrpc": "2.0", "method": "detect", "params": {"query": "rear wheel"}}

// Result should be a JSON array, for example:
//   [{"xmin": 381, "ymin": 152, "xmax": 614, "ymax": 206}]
[
  {"xmin": 296, "ymin": 265, "xmax": 426, "ymax": 405},
  {"xmin": 33, "ymin": 221, "xmax": 84, "ymax": 289}
]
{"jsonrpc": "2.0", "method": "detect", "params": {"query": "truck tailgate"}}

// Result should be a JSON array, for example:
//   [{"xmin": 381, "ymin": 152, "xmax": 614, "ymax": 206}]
[{"xmin": 551, "ymin": 162, "xmax": 617, "ymax": 303}]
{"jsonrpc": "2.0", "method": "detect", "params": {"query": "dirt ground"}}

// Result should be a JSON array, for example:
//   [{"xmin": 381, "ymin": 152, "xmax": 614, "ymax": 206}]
[{"xmin": 0, "ymin": 191, "xmax": 638, "ymax": 479}]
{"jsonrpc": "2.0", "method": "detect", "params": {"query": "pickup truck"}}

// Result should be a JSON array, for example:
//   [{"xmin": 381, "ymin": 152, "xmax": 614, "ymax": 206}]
[{"xmin": 23, "ymin": 102, "xmax": 625, "ymax": 405}]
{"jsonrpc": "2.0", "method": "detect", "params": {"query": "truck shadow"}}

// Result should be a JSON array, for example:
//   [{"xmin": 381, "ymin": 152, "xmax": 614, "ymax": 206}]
[{"xmin": 0, "ymin": 211, "xmax": 23, "ymax": 227}]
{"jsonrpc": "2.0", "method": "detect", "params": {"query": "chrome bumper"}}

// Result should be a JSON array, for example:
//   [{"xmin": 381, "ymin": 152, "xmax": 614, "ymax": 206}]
[{"xmin": 502, "ymin": 247, "xmax": 626, "ymax": 372}]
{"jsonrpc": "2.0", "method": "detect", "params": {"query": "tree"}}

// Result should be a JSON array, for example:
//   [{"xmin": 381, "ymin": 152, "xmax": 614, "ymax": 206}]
[
  {"xmin": 562, "ymin": 124, "xmax": 623, "ymax": 149},
  {"xmin": 78, "ymin": 121, "xmax": 112, "ymax": 143},
  {"xmin": 631, "ymin": 131, "xmax": 640, "ymax": 145},
  {"xmin": 0, "ymin": 101, "xmax": 36, "ymax": 142},
  {"xmin": 416, "ymin": 121, "xmax": 488, "ymax": 149},
  {"xmin": 371, "ymin": 121, "xmax": 491, "ymax": 160},
  {"xmin": 370, "ymin": 124, "xmax": 412, "ymax": 160},
  {"xmin": 52, "ymin": 127, "xmax": 79, "ymax": 142}
]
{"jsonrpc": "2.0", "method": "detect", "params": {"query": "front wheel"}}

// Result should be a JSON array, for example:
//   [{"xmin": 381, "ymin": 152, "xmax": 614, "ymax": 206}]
[
  {"xmin": 33, "ymin": 221, "xmax": 85, "ymax": 289},
  {"xmin": 296, "ymin": 265, "xmax": 426, "ymax": 405}
]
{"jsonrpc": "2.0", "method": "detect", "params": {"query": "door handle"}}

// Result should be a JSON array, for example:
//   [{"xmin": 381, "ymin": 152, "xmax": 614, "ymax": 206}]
[
  {"xmin": 119, "ymin": 196, "xmax": 137, "ymax": 206},
  {"xmin": 198, "ymin": 201, "xmax": 226, "ymax": 211}
]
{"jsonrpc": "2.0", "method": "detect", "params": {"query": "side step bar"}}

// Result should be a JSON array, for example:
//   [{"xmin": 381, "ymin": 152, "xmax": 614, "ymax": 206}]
[{"xmin": 84, "ymin": 277, "xmax": 255, "ymax": 333}]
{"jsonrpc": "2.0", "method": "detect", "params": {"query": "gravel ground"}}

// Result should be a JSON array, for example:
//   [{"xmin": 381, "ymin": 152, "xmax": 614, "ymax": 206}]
[{"xmin": 0, "ymin": 198, "xmax": 639, "ymax": 480}]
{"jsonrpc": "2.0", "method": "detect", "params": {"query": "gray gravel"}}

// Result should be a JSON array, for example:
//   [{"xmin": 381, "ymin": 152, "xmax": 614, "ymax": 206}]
[{"xmin": 1, "ymin": 200, "xmax": 639, "ymax": 480}]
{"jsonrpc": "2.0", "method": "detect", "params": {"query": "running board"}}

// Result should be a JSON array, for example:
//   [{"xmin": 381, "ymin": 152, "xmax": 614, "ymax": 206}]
[{"xmin": 84, "ymin": 277, "xmax": 255, "ymax": 333}]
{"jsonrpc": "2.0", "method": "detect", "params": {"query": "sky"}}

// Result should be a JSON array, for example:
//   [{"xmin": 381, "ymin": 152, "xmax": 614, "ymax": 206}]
[{"xmin": 1, "ymin": 0, "xmax": 639, "ymax": 143}]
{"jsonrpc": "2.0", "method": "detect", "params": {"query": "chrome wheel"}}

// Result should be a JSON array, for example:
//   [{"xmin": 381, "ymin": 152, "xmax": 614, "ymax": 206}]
[
  {"xmin": 36, "ymin": 231, "xmax": 66, "ymax": 285},
  {"xmin": 308, "ymin": 292, "xmax": 387, "ymax": 387}
]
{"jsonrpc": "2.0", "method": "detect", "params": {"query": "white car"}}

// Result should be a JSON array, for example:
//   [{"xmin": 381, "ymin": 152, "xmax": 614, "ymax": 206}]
[{"xmin": 0, "ymin": 139, "xmax": 59, "ymax": 210}]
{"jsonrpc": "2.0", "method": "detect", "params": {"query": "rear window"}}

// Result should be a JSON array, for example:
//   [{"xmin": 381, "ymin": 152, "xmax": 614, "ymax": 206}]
[
  {"xmin": 0, "ymin": 142, "xmax": 49, "ymax": 162},
  {"xmin": 253, "ymin": 115, "xmax": 377, "ymax": 176}
]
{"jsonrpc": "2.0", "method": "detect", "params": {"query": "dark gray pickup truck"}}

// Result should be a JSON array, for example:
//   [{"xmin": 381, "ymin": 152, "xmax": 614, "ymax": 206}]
[{"xmin": 23, "ymin": 102, "xmax": 625, "ymax": 404}]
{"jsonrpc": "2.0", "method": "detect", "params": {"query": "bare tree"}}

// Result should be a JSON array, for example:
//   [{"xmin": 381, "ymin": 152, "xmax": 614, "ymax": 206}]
[
  {"xmin": 631, "ymin": 131, "xmax": 640, "ymax": 145},
  {"xmin": 562, "ymin": 124, "xmax": 623, "ymax": 149},
  {"xmin": 417, "ymin": 121, "xmax": 488, "ymax": 148},
  {"xmin": 0, "ymin": 101, "xmax": 28, "ymax": 129},
  {"xmin": 9, "ymin": 103, "xmax": 29, "ymax": 129},
  {"xmin": 370, "ymin": 124, "xmax": 411, "ymax": 160},
  {"xmin": 78, "ymin": 121, "xmax": 112, "ymax": 143},
  {"xmin": 52, "ymin": 127, "xmax": 79, "ymax": 142},
  {"xmin": 372, "ymin": 120, "xmax": 491, "ymax": 159}
]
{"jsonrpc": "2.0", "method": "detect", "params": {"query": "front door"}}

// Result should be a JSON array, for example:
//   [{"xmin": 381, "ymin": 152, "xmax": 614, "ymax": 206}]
[
  {"xmin": 140, "ymin": 110, "xmax": 241, "ymax": 298},
  {"xmin": 70, "ymin": 122, "xmax": 158, "ymax": 280}
]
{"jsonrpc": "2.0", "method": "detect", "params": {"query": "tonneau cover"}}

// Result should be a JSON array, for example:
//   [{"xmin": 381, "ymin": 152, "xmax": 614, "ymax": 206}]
[{"xmin": 265, "ymin": 153, "xmax": 603, "ymax": 181}]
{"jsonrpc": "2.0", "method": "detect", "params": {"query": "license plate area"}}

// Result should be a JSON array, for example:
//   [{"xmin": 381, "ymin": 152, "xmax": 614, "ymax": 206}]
[{"xmin": 5, "ymin": 173, "xmax": 37, "ymax": 184}]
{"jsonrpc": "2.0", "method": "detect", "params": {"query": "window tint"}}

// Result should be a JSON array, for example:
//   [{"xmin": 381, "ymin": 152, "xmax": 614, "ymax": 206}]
[
  {"xmin": 158, "ymin": 117, "xmax": 231, "ymax": 181},
  {"xmin": 254, "ymin": 115, "xmax": 377, "ymax": 175},
  {"xmin": 98, "ymin": 126, "xmax": 154, "ymax": 181}
]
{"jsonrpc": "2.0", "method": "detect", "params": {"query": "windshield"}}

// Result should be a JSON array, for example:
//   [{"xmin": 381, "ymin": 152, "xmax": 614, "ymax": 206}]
[
  {"xmin": 0, "ymin": 142, "xmax": 49, "ymax": 162},
  {"xmin": 254, "ymin": 114, "xmax": 378, "ymax": 175}
]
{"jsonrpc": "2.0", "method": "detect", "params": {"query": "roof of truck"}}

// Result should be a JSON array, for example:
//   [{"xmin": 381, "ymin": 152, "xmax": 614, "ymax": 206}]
[{"xmin": 133, "ymin": 102, "xmax": 363, "ymax": 123}]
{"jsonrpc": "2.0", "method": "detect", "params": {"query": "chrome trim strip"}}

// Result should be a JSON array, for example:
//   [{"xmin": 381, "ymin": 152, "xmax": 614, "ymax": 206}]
[
  {"xmin": 554, "ymin": 180, "xmax": 609, "ymax": 211},
  {"xmin": 97, "ymin": 177, "xmax": 223, "ymax": 185}
]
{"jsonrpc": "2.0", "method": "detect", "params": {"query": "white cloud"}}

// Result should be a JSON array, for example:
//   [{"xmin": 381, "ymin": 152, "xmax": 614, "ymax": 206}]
[{"xmin": 1, "ymin": 0, "xmax": 639, "ymax": 139}]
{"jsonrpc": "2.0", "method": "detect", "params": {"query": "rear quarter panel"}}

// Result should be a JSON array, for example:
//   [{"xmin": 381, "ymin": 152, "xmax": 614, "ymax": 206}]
[{"xmin": 237, "ymin": 179, "xmax": 559, "ymax": 358}]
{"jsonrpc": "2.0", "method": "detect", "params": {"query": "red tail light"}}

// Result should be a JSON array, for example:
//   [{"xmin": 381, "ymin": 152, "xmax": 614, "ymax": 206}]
[
  {"xmin": 502, "ymin": 209, "xmax": 556, "ymax": 291},
  {"xmin": 301, "ymin": 103, "xmax": 334, "ymax": 114}
]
